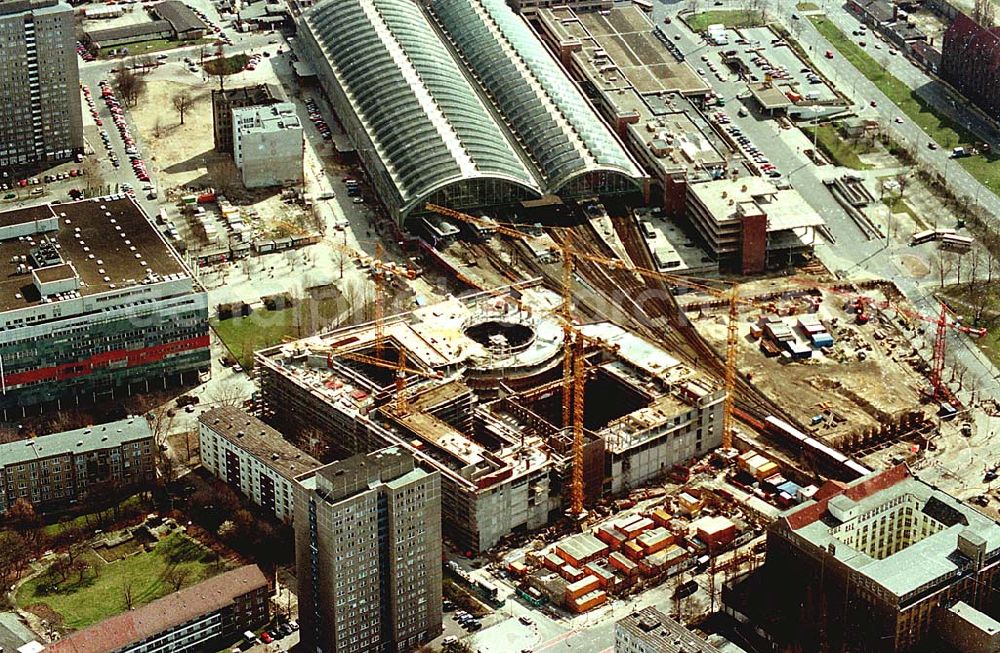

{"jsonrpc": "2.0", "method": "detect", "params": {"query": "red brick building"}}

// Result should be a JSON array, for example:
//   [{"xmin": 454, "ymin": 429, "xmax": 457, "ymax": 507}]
[{"xmin": 941, "ymin": 13, "xmax": 1000, "ymax": 120}]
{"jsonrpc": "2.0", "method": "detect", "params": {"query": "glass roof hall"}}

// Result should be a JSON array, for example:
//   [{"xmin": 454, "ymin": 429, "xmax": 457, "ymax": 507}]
[
  {"xmin": 428, "ymin": 0, "xmax": 643, "ymax": 190},
  {"xmin": 302, "ymin": 0, "xmax": 542, "ymax": 213}
]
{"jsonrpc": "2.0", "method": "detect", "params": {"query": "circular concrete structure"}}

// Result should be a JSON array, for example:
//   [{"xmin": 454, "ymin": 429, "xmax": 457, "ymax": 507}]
[{"xmin": 463, "ymin": 320, "xmax": 536, "ymax": 355}]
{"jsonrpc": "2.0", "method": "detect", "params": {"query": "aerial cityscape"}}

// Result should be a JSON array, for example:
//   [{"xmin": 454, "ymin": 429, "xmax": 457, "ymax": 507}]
[{"xmin": 0, "ymin": 0, "xmax": 997, "ymax": 651}]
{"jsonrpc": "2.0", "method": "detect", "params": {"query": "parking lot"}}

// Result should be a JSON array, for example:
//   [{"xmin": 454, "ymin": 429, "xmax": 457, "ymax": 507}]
[{"xmin": 718, "ymin": 26, "xmax": 840, "ymax": 104}]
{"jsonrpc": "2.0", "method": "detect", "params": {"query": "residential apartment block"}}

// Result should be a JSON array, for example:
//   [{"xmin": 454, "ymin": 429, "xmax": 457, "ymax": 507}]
[
  {"xmin": 0, "ymin": 417, "xmax": 155, "ymax": 514},
  {"xmin": 0, "ymin": 0, "xmax": 83, "ymax": 168},
  {"xmin": 45, "ymin": 564, "xmax": 269, "ymax": 653},
  {"xmin": 198, "ymin": 406, "xmax": 321, "ymax": 523},
  {"xmin": 294, "ymin": 447, "xmax": 443, "ymax": 653},
  {"xmin": 941, "ymin": 13, "xmax": 1000, "ymax": 121},
  {"xmin": 0, "ymin": 197, "xmax": 210, "ymax": 418},
  {"xmin": 232, "ymin": 102, "xmax": 303, "ymax": 188}
]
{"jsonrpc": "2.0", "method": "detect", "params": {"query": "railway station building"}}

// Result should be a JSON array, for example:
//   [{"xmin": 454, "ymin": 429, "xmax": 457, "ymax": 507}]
[{"xmin": 297, "ymin": 0, "xmax": 646, "ymax": 225}]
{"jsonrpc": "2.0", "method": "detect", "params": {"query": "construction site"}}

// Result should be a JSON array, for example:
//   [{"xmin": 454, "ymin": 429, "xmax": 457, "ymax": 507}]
[
  {"xmin": 248, "ymin": 189, "xmax": 984, "ymax": 566},
  {"xmin": 256, "ymin": 283, "xmax": 724, "ymax": 553}
]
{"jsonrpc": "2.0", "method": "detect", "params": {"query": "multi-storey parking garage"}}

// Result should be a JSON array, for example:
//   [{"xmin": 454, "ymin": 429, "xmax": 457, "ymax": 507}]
[{"xmin": 298, "ymin": 0, "xmax": 645, "ymax": 224}]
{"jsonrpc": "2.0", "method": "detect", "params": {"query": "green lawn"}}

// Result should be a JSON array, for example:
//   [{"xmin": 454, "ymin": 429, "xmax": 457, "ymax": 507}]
[
  {"xmin": 16, "ymin": 532, "xmax": 222, "ymax": 631},
  {"xmin": 804, "ymin": 124, "xmax": 870, "ymax": 169},
  {"xmin": 98, "ymin": 38, "xmax": 216, "ymax": 60},
  {"xmin": 202, "ymin": 53, "xmax": 250, "ymax": 77},
  {"xmin": 212, "ymin": 296, "xmax": 342, "ymax": 368},
  {"xmin": 40, "ymin": 495, "xmax": 146, "ymax": 538},
  {"xmin": 686, "ymin": 10, "xmax": 764, "ymax": 32},
  {"xmin": 881, "ymin": 195, "xmax": 919, "ymax": 221},
  {"xmin": 807, "ymin": 17, "xmax": 1000, "ymax": 190},
  {"xmin": 796, "ymin": 2, "xmax": 820, "ymax": 10}
]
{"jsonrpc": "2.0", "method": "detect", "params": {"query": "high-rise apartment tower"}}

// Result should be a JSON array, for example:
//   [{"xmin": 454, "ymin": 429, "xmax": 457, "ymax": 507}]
[{"xmin": 294, "ymin": 447, "xmax": 443, "ymax": 653}]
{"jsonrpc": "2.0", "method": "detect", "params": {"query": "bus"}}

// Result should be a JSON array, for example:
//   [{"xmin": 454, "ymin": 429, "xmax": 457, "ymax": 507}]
[
  {"xmin": 475, "ymin": 579, "xmax": 505, "ymax": 607},
  {"xmin": 909, "ymin": 229, "xmax": 936, "ymax": 246},
  {"xmin": 940, "ymin": 234, "xmax": 974, "ymax": 252}
]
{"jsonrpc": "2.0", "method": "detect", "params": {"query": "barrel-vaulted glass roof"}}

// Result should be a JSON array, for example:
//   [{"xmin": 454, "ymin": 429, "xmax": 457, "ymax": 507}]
[
  {"xmin": 428, "ymin": 0, "xmax": 643, "ymax": 191},
  {"xmin": 302, "ymin": 0, "xmax": 542, "ymax": 215}
]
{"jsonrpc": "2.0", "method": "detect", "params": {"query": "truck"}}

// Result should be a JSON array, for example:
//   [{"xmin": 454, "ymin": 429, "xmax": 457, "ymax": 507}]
[{"xmin": 951, "ymin": 146, "xmax": 967, "ymax": 158}]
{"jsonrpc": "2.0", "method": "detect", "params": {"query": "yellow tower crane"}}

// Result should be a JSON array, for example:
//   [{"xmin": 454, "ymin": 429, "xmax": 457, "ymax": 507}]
[{"xmin": 423, "ymin": 203, "xmax": 772, "ymax": 458}]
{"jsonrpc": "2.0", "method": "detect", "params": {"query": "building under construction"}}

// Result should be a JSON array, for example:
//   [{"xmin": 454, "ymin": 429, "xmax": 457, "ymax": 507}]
[{"xmin": 256, "ymin": 284, "xmax": 724, "ymax": 552}]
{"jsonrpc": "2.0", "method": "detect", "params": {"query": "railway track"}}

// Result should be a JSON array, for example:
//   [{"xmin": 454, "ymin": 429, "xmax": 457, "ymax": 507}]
[{"xmin": 546, "ymin": 217, "xmax": 788, "ymax": 428}]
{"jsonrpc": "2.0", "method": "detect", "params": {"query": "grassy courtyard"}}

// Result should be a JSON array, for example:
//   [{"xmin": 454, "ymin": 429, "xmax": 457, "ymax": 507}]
[
  {"xmin": 98, "ymin": 38, "xmax": 215, "ymax": 60},
  {"xmin": 686, "ymin": 10, "xmax": 764, "ymax": 32},
  {"xmin": 16, "ymin": 532, "xmax": 223, "ymax": 631},
  {"xmin": 212, "ymin": 295, "xmax": 342, "ymax": 369},
  {"xmin": 804, "ymin": 124, "xmax": 870, "ymax": 169},
  {"xmin": 941, "ymin": 283, "xmax": 1000, "ymax": 368}
]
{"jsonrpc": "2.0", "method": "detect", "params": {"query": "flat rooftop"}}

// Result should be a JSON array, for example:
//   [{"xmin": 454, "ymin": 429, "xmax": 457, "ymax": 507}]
[
  {"xmin": 539, "ymin": 6, "xmax": 708, "ymax": 96},
  {"xmin": 0, "ymin": 197, "xmax": 186, "ymax": 312},
  {"xmin": 199, "ymin": 406, "xmax": 321, "ymax": 481},
  {"xmin": 233, "ymin": 102, "xmax": 302, "ymax": 133},
  {"xmin": 616, "ymin": 607, "xmax": 722, "ymax": 652},
  {"xmin": 534, "ymin": 6, "xmax": 725, "ymax": 183},
  {"xmin": 782, "ymin": 465, "xmax": 1000, "ymax": 600},
  {"xmin": 689, "ymin": 177, "xmax": 825, "ymax": 231},
  {"xmin": 748, "ymin": 82, "xmax": 793, "ymax": 110}
]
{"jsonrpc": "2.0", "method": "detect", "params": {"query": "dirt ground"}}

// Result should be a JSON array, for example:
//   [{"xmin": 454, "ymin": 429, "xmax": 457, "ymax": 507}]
[
  {"xmin": 131, "ymin": 78, "xmax": 220, "ymax": 193},
  {"xmin": 691, "ymin": 281, "xmax": 934, "ymax": 437},
  {"xmin": 131, "ymin": 77, "xmax": 317, "ymax": 250}
]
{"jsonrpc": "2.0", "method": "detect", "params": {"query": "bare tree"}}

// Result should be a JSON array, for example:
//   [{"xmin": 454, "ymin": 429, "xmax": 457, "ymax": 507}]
[
  {"xmin": 895, "ymin": 172, "xmax": 910, "ymax": 200},
  {"xmin": 974, "ymin": 0, "xmax": 995, "ymax": 27},
  {"xmin": 71, "ymin": 558, "xmax": 90, "ymax": 584},
  {"xmin": 153, "ymin": 117, "xmax": 164, "ymax": 139},
  {"xmin": 122, "ymin": 579, "xmax": 135, "ymax": 610},
  {"xmin": 172, "ymin": 92, "xmax": 194, "ymax": 126},
  {"xmin": 114, "ymin": 66, "xmax": 145, "ymax": 107},
  {"xmin": 210, "ymin": 380, "xmax": 246, "ymax": 407},
  {"xmin": 936, "ymin": 251, "xmax": 956, "ymax": 289},
  {"xmin": 167, "ymin": 566, "xmax": 191, "ymax": 591}
]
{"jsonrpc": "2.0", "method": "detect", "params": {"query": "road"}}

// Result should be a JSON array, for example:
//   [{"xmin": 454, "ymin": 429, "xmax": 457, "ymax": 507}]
[{"xmin": 777, "ymin": 0, "xmax": 1000, "ymax": 221}]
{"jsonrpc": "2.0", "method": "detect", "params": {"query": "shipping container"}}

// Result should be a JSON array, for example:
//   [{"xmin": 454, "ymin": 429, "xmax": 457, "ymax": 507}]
[
  {"xmin": 570, "ymin": 590, "xmax": 607, "ymax": 613},
  {"xmin": 565, "ymin": 575, "xmax": 601, "ymax": 601},
  {"xmin": 609, "ymin": 551, "xmax": 639, "ymax": 576}
]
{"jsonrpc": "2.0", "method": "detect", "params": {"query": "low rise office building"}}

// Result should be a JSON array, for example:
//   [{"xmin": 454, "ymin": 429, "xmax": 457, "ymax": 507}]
[
  {"xmin": 685, "ymin": 177, "xmax": 824, "ymax": 273},
  {"xmin": 0, "ymin": 417, "xmax": 154, "ymax": 514},
  {"xmin": 198, "ymin": 406, "xmax": 321, "ymax": 523},
  {"xmin": 0, "ymin": 197, "xmax": 210, "ymax": 417},
  {"xmin": 730, "ymin": 465, "xmax": 1000, "ymax": 652},
  {"xmin": 616, "ymin": 607, "xmax": 722, "ymax": 653},
  {"xmin": 232, "ymin": 103, "xmax": 303, "ymax": 189}
]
